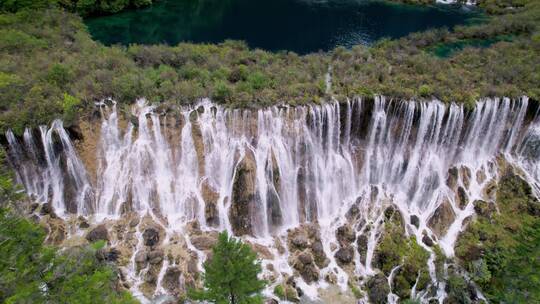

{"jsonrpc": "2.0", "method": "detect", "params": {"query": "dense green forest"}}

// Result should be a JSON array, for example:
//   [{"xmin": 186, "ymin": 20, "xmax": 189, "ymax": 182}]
[
  {"xmin": 0, "ymin": 0, "xmax": 539, "ymax": 134},
  {"xmin": 0, "ymin": 150, "xmax": 137, "ymax": 303}
]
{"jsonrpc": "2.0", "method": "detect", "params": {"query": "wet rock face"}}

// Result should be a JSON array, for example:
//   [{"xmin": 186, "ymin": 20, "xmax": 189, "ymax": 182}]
[
  {"xmin": 296, "ymin": 166, "xmax": 317, "ymax": 222},
  {"xmin": 447, "ymin": 167, "xmax": 459, "ymax": 190},
  {"xmin": 336, "ymin": 224, "xmax": 355, "ymax": 247},
  {"xmin": 73, "ymin": 120, "xmax": 101, "ymax": 184},
  {"xmin": 457, "ymin": 186, "xmax": 469, "ymax": 209},
  {"xmin": 148, "ymin": 249, "xmax": 164, "ymax": 264},
  {"xmin": 266, "ymin": 152, "xmax": 282, "ymax": 229},
  {"xmin": 86, "ymin": 224, "xmax": 109, "ymax": 243},
  {"xmin": 357, "ymin": 234, "xmax": 368, "ymax": 265},
  {"xmin": 190, "ymin": 232, "xmax": 218, "ymax": 251},
  {"xmin": 162, "ymin": 266, "xmax": 183, "ymax": 296},
  {"xmin": 473, "ymin": 200, "xmax": 496, "ymax": 218},
  {"xmin": 266, "ymin": 188, "xmax": 282, "ymax": 229},
  {"xmin": 249, "ymin": 242, "xmax": 274, "ymax": 260},
  {"xmin": 40, "ymin": 202, "xmax": 57, "ymax": 218},
  {"xmin": 334, "ymin": 246, "xmax": 354, "ymax": 265},
  {"xmin": 44, "ymin": 217, "xmax": 66, "ymax": 245},
  {"xmin": 201, "ymin": 181, "xmax": 219, "ymax": 227},
  {"xmin": 135, "ymin": 250, "xmax": 147, "ymax": 264},
  {"xmin": 292, "ymin": 251, "xmax": 319, "ymax": 283},
  {"xmin": 410, "ymin": 215, "xmax": 419, "ymax": 228},
  {"xmin": 334, "ymin": 223, "xmax": 357, "ymax": 267},
  {"xmin": 96, "ymin": 247, "xmax": 120, "ymax": 262},
  {"xmin": 291, "ymin": 233, "xmax": 309, "ymax": 249},
  {"xmin": 367, "ymin": 273, "xmax": 390, "ymax": 304},
  {"xmin": 78, "ymin": 216, "xmax": 90, "ymax": 229},
  {"xmin": 143, "ymin": 227, "xmax": 160, "ymax": 246},
  {"xmin": 230, "ymin": 152, "xmax": 258, "ymax": 236},
  {"xmin": 428, "ymin": 199, "xmax": 456, "ymax": 238},
  {"xmin": 191, "ymin": 120, "xmax": 206, "ymax": 177},
  {"xmin": 422, "ymin": 234, "xmax": 434, "ymax": 247},
  {"xmin": 287, "ymin": 223, "xmax": 329, "ymax": 270}
]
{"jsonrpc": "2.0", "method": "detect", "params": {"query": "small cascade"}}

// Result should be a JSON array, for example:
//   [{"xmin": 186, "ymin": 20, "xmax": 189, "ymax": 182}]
[
  {"xmin": 6, "ymin": 119, "xmax": 93, "ymax": 215},
  {"xmin": 4, "ymin": 96, "xmax": 540, "ymax": 302}
]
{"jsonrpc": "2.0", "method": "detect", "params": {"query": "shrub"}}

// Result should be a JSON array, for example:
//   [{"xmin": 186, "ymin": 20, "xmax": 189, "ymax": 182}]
[
  {"xmin": 47, "ymin": 64, "xmax": 72, "ymax": 88},
  {"xmin": 247, "ymin": 71, "xmax": 272, "ymax": 91},
  {"xmin": 418, "ymin": 84, "xmax": 433, "ymax": 97},
  {"xmin": 62, "ymin": 93, "xmax": 81, "ymax": 124},
  {"xmin": 212, "ymin": 81, "xmax": 233, "ymax": 103}
]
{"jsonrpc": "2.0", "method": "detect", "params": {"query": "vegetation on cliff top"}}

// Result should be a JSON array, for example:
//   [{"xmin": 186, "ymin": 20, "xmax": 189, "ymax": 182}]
[{"xmin": 0, "ymin": 0, "xmax": 540, "ymax": 134}]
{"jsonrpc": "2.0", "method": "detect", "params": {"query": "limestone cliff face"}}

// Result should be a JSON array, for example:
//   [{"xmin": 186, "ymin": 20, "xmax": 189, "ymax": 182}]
[
  {"xmin": 230, "ymin": 151, "xmax": 258, "ymax": 236},
  {"xmin": 72, "ymin": 120, "xmax": 101, "ymax": 185}
]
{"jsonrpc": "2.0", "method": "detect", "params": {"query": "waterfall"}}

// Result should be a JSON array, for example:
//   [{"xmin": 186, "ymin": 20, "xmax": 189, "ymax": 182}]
[
  {"xmin": 5, "ymin": 96, "xmax": 539, "ymax": 301},
  {"xmin": 6, "ymin": 119, "xmax": 93, "ymax": 215}
]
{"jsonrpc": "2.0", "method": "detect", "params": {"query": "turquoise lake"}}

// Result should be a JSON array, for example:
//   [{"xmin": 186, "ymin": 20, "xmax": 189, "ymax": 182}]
[{"xmin": 86, "ymin": 0, "xmax": 483, "ymax": 54}]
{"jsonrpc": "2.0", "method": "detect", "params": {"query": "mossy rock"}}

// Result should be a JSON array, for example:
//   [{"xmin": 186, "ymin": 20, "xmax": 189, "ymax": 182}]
[
  {"xmin": 273, "ymin": 284, "xmax": 299, "ymax": 302},
  {"xmin": 373, "ymin": 206, "xmax": 430, "ymax": 298},
  {"xmin": 367, "ymin": 273, "xmax": 390, "ymax": 304},
  {"xmin": 455, "ymin": 168, "xmax": 540, "ymax": 302}
]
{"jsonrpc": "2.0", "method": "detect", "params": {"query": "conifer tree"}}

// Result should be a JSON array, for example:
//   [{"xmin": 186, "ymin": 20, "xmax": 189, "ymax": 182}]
[{"xmin": 190, "ymin": 231, "xmax": 266, "ymax": 304}]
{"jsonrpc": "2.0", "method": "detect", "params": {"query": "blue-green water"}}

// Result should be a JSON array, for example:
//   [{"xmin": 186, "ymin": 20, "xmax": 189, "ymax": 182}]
[
  {"xmin": 429, "ymin": 35, "xmax": 514, "ymax": 58},
  {"xmin": 85, "ymin": 0, "xmax": 483, "ymax": 54}
]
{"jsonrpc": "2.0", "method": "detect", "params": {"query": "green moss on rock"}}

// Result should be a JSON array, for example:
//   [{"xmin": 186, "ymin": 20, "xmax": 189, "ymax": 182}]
[
  {"xmin": 455, "ymin": 167, "xmax": 540, "ymax": 303},
  {"xmin": 373, "ymin": 207, "xmax": 430, "ymax": 299},
  {"xmin": 273, "ymin": 283, "xmax": 299, "ymax": 302}
]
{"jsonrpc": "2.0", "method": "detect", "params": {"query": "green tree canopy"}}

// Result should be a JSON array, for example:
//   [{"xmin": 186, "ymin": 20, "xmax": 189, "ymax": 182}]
[
  {"xmin": 0, "ymin": 151, "xmax": 137, "ymax": 304},
  {"xmin": 190, "ymin": 231, "xmax": 266, "ymax": 304},
  {"xmin": 0, "ymin": 207, "xmax": 139, "ymax": 304}
]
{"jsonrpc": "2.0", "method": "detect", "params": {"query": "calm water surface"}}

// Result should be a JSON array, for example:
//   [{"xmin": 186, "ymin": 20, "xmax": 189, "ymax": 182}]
[{"xmin": 86, "ymin": 0, "xmax": 483, "ymax": 54}]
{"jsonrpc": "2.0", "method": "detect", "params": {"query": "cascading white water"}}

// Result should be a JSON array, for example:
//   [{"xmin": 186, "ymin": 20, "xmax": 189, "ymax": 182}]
[
  {"xmin": 5, "ymin": 96, "xmax": 539, "ymax": 302},
  {"xmin": 6, "ymin": 119, "xmax": 93, "ymax": 215}
]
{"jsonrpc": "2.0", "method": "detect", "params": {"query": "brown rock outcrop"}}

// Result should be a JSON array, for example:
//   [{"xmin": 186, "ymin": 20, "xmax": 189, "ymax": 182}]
[
  {"xmin": 201, "ymin": 181, "xmax": 220, "ymax": 227},
  {"xmin": 230, "ymin": 151, "xmax": 258, "ymax": 236},
  {"xmin": 292, "ymin": 250, "xmax": 320, "ymax": 283},
  {"xmin": 428, "ymin": 199, "xmax": 456, "ymax": 238},
  {"xmin": 86, "ymin": 224, "xmax": 109, "ymax": 243}
]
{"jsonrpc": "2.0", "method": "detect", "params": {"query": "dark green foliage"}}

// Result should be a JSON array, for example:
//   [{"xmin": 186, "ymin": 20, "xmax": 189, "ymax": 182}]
[
  {"xmin": 456, "ymin": 168, "xmax": 540, "ymax": 303},
  {"xmin": 0, "ymin": 154, "xmax": 137, "ymax": 303},
  {"xmin": 446, "ymin": 274, "xmax": 471, "ymax": 304},
  {"xmin": 0, "ymin": 206, "xmax": 138, "ymax": 303},
  {"xmin": 47, "ymin": 64, "xmax": 72, "ymax": 88},
  {"xmin": 0, "ymin": 0, "xmax": 55, "ymax": 13},
  {"xmin": 189, "ymin": 231, "xmax": 266, "ymax": 304},
  {"xmin": 0, "ymin": 148, "xmax": 23, "ymax": 206}
]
